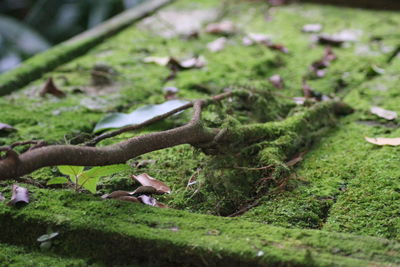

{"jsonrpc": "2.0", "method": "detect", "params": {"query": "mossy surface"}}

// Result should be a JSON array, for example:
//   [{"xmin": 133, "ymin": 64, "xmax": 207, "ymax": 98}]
[
  {"xmin": 0, "ymin": 187, "xmax": 399, "ymax": 266},
  {"xmin": 0, "ymin": 243, "xmax": 93, "ymax": 267},
  {"xmin": 1, "ymin": 0, "xmax": 400, "ymax": 264}
]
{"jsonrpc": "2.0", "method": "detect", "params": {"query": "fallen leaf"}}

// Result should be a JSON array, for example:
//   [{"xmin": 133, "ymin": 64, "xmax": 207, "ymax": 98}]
[
  {"xmin": 242, "ymin": 33, "xmax": 287, "ymax": 53},
  {"xmin": 137, "ymin": 195, "xmax": 168, "ymax": 208},
  {"xmin": 40, "ymin": 77, "xmax": 66, "ymax": 98},
  {"xmin": 163, "ymin": 87, "xmax": 179, "ymax": 100},
  {"xmin": 302, "ymin": 80, "xmax": 314, "ymax": 98},
  {"xmin": 318, "ymin": 30, "xmax": 361, "ymax": 46},
  {"xmin": 94, "ymin": 99, "xmax": 190, "ymax": 132},
  {"xmin": 179, "ymin": 56, "xmax": 206, "ymax": 69},
  {"xmin": 317, "ymin": 35, "xmax": 344, "ymax": 46},
  {"xmin": 367, "ymin": 65, "xmax": 385, "ymax": 77},
  {"xmin": 205, "ymin": 21, "xmax": 236, "ymax": 35},
  {"xmin": 207, "ymin": 37, "xmax": 227, "ymax": 52},
  {"xmin": 302, "ymin": 24, "xmax": 323, "ymax": 33},
  {"xmin": 370, "ymin": 107, "xmax": 397, "ymax": 120},
  {"xmin": 0, "ymin": 123, "xmax": 16, "ymax": 133},
  {"xmin": 101, "ymin": 190, "xmax": 132, "ymax": 199},
  {"xmin": 132, "ymin": 173, "xmax": 171, "ymax": 194},
  {"xmin": 8, "ymin": 184, "xmax": 29, "ymax": 206},
  {"xmin": 101, "ymin": 191, "xmax": 140, "ymax": 203},
  {"xmin": 37, "ymin": 232, "xmax": 59, "ymax": 242},
  {"xmin": 117, "ymin": 196, "xmax": 140, "ymax": 203},
  {"xmin": 91, "ymin": 63, "xmax": 117, "ymax": 86},
  {"xmin": 268, "ymin": 74, "xmax": 284, "ymax": 89},
  {"xmin": 137, "ymin": 195, "xmax": 156, "ymax": 206},
  {"xmin": 0, "ymin": 192, "xmax": 5, "ymax": 201},
  {"xmin": 286, "ymin": 151, "xmax": 307, "ymax": 167},
  {"xmin": 143, "ymin": 56, "xmax": 170, "ymax": 66},
  {"xmin": 365, "ymin": 137, "xmax": 400, "ymax": 146},
  {"xmin": 310, "ymin": 47, "xmax": 336, "ymax": 77},
  {"xmin": 293, "ymin": 97, "xmax": 306, "ymax": 105},
  {"xmin": 131, "ymin": 186, "xmax": 158, "ymax": 195},
  {"xmin": 267, "ymin": 43, "xmax": 289, "ymax": 53},
  {"xmin": 242, "ymin": 33, "xmax": 271, "ymax": 46}
]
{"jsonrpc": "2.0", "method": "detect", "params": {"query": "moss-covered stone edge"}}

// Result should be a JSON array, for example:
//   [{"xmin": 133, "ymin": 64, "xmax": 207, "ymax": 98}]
[{"xmin": 0, "ymin": 188, "xmax": 399, "ymax": 266}]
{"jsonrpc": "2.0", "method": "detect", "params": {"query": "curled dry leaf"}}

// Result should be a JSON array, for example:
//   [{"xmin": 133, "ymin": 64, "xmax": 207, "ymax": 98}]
[
  {"xmin": 117, "ymin": 196, "xmax": 140, "ymax": 203},
  {"xmin": 310, "ymin": 47, "xmax": 336, "ymax": 78},
  {"xmin": 207, "ymin": 37, "xmax": 227, "ymax": 52},
  {"xmin": 318, "ymin": 30, "xmax": 361, "ymax": 46},
  {"xmin": 138, "ymin": 195, "xmax": 168, "ymax": 208},
  {"xmin": 268, "ymin": 74, "xmax": 284, "ymax": 89},
  {"xmin": 8, "ymin": 184, "xmax": 29, "ymax": 206},
  {"xmin": 132, "ymin": 173, "xmax": 171, "ymax": 194},
  {"xmin": 205, "ymin": 21, "xmax": 236, "ymax": 35},
  {"xmin": 163, "ymin": 87, "xmax": 179, "ymax": 100},
  {"xmin": 242, "ymin": 33, "xmax": 288, "ymax": 53},
  {"xmin": 132, "ymin": 159, "xmax": 157, "ymax": 169},
  {"xmin": 132, "ymin": 186, "xmax": 158, "ymax": 195},
  {"xmin": 91, "ymin": 63, "xmax": 117, "ymax": 86},
  {"xmin": 365, "ymin": 137, "xmax": 400, "ymax": 146},
  {"xmin": 144, "ymin": 56, "xmax": 206, "ymax": 70},
  {"xmin": 101, "ymin": 190, "xmax": 131, "ymax": 199},
  {"xmin": 302, "ymin": 24, "xmax": 322, "ymax": 33},
  {"xmin": 0, "ymin": 123, "xmax": 16, "ymax": 133},
  {"xmin": 40, "ymin": 77, "xmax": 66, "ymax": 98},
  {"xmin": 180, "ymin": 56, "xmax": 206, "ymax": 69},
  {"xmin": 242, "ymin": 33, "xmax": 271, "ymax": 46},
  {"xmin": 101, "ymin": 191, "xmax": 140, "ymax": 203},
  {"xmin": 302, "ymin": 80, "xmax": 314, "ymax": 98},
  {"xmin": 143, "ymin": 56, "xmax": 170, "ymax": 66},
  {"xmin": 370, "ymin": 106, "xmax": 397, "ymax": 120}
]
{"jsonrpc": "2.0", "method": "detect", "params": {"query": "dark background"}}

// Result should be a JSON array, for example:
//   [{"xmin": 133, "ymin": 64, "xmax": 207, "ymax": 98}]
[{"xmin": 0, "ymin": 0, "xmax": 145, "ymax": 73}]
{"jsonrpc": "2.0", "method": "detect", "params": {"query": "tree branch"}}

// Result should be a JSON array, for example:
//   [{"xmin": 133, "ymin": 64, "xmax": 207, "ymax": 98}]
[{"xmin": 0, "ymin": 100, "xmax": 217, "ymax": 180}]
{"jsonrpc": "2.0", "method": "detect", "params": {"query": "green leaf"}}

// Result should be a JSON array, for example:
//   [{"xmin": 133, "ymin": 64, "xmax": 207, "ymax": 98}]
[
  {"xmin": 79, "ymin": 175, "xmax": 100, "ymax": 194},
  {"xmin": 83, "ymin": 164, "xmax": 130, "ymax": 178},
  {"xmin": 94, "ymin": 99, "xmax": 190, "ymax": 132},
  {"xmin": 47, "ymin": 177, "xmax": 69, "ymax": 185},
  {"xmin": 78, "ymin": 164, "xmax": 129, "ymax": 194},
  {"xmin": 58, "ymin": 166, "xmax": 84, "ymax": 176}
]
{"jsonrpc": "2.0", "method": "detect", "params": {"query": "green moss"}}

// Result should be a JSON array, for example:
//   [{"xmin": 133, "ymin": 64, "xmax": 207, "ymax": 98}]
[
  {"xmin": 0, "ymin": 243, "xmax": 92, "ymax": 266},
  {"xmin": 0, "ymin": 187, "xmax": 399, "ymax": 266}
]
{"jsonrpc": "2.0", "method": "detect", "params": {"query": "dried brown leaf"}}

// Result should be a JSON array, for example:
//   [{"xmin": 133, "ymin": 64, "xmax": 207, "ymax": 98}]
[
  {"xmin": 205, "ymin": 21, "xmax": 236, "ymax": 35},
  {"xmin": 132, "ymin": 173, "xmax": 171, "ymax": 194},
  {"xmin": 0, "ymin": 123, "xmax": 16, "ymax": 133},
  {"xmin": 137, "ymin": 195, "xmax": 168, "ymax": 208},
  {"xmin": 207, "ymin": 37, "xmax": 227, "ymax": 52},
  {"xmin": 132, "ymin": 186, "xmax": 158, "ymax": 195},
  {"xmin": 302, "ymin": 24, "xmax": 322, "ymax": 33},
  {"xmin": 117, "ymin": 196, "xmax": 140, "ymax": 203},
  {"xmin": 268, "ymin": 74, "xmax": 284, "ymax": 89},
  {"xmin": 163, "ymin": 87, "xmax": 179, "ymax": 100},
  {"xmin": 101, "ymin": 190, "xmax": 131, "ymax": 199},
  {"xmin": 40, "ymin": 77, "xmax": 66, "ymax": 98},
  {"xmin": 370, "ymin": 106, "xmax": 397, "ymax": 120},
  {"xmin": 8, "ymin": 184, "xmax": 29, "ymax": 206},
  {"xmin": 365, "ymin": 137, "xmax": 400, "ymax": 146}
]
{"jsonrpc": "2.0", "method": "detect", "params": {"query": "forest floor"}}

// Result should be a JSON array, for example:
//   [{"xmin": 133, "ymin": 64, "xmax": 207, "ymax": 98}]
[{"xmin": 0, "ymin": 0, "xmax": 399, "ymax": 266}]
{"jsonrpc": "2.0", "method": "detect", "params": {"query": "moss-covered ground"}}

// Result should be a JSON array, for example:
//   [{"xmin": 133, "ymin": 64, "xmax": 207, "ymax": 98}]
[{"xmin": 0, "ymin": 0, "xmax": 400, "ymax": 265}]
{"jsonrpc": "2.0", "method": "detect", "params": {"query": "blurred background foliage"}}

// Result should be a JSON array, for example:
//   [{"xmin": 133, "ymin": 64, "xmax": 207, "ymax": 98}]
[{"xmin": 0, "ymin": 0, "xmax": 145, "ymax": 73}]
